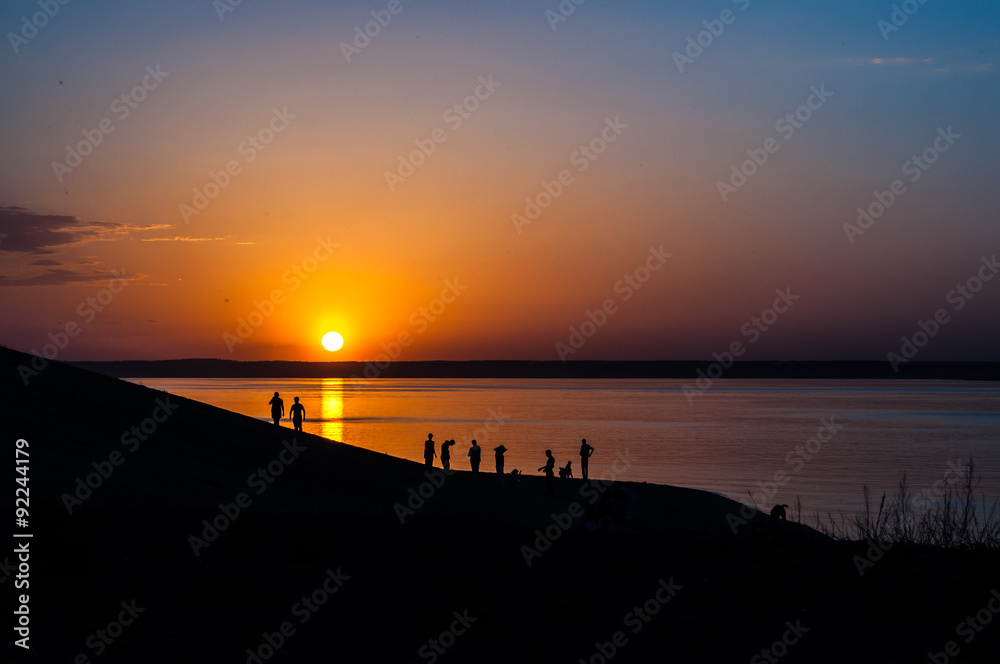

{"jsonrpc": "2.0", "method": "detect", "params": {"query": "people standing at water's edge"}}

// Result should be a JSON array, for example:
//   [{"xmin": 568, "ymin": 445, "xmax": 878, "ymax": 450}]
[
  {"xmin": 441, "ymin": 439, "xmax": 455, "ymax": 471},
  {"xmin": 424, "ymin": 434, "xmax": 436, "ymax": 468},
  {"xmin": 580, "ymin": 439, "xmax": 594, "ymax": 480},
  {"xmin": 269, "ymin": 392, "xmax": 284, "ymax": 426},
  {"xmin": 539, "ymin": 449, "xmax": 556, "ymax": 495},
  {"xmin": 289, "ymin": 397, "xmax": 305, "ymax": 432},
  {"xmin": 468, "ymin": 439, "xmax": 481, "ymax": 473},
  {"xmin": 494, "ymin": 444, "xmax": 507, "ymax": 485}
]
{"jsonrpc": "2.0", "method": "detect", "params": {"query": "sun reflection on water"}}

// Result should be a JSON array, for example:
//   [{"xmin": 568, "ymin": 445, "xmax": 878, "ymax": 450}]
[{"xmin": 320, "ymin": 378, "xmax": 344, "ymax": 442}]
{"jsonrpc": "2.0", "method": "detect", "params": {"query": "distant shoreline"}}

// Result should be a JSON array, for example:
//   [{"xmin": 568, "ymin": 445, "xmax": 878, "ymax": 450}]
[{"xmin": 69, "ymin": 359, "xmax": 1000, "ymax": 380}]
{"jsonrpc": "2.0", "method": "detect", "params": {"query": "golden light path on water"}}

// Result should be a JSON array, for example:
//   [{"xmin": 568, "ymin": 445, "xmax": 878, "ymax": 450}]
[{"xmin": 319, "ymin": 378, "xmax": 344, "ymax": 443}]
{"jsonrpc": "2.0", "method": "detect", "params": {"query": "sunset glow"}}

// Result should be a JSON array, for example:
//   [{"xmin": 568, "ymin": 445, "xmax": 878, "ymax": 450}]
[{"xmin": 1, "ymin": 1, "xmax": 998, "ymax": 364}]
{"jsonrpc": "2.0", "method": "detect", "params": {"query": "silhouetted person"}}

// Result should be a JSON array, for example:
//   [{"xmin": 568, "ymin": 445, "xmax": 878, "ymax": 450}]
[
  {"xmin": 580, "ymin": 439, "xmax": 594, "ymax": 480},
  {"xmin": 559, "ymin": 460, "xmax": 573, "ymax": 478},
  {"xmin": 468, "ymin": 439, "xmax": 481, "ymax": 473},
  {"xmin": 494, "ymin": 445, "xmax": 507, "ymax": 486},
  {"xmin": 289, "ymin": 396, "xmax": 305, "ymax": 432},
  {"xmin": 539, "ymin": 449, "xmax": 555, "ymax": 495},
  {"xmin": 424, "ymin": 434, "xmax": 436, "ymax": 468},
  {"xmin": 441, "ymin": 439, "xmax": 454, "ymax": 471},
  {"xmin": 269, "ymin": 392, "xmax": 284, "ymax": 426}
]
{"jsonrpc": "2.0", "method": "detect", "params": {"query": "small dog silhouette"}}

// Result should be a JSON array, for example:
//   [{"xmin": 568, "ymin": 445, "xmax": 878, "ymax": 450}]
[
  {"xmin": 559, "ymin": 461, "xmax": 573, "ymax": 478},
  {"xmin": 770, "ymin": 504, "xmax": 789, "ymax": 522}
]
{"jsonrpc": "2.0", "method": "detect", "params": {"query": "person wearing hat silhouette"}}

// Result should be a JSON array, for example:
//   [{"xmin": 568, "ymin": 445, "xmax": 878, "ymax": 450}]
[{"xmin": 494, "ymin": 444, "xmax": 507, "ymax": 486}]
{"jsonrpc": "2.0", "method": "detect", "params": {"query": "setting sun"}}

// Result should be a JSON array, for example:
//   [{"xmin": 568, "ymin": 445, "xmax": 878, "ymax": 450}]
[{"xmin": 321, "ymin": 331, "xmax": 344, "ymax": 352}]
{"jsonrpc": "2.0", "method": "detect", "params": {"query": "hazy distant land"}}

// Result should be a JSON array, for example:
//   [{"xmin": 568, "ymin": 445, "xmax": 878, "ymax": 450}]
[{"xmin": 70, "ymin": 358, "xmax": 1000, "ymax": 380}]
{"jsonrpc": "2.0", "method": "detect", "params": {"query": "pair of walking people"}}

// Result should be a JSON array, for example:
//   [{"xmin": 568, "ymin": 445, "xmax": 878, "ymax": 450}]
[{"xmin": 268, "ymin": 392, "xmax": 306, "ymax": 431}]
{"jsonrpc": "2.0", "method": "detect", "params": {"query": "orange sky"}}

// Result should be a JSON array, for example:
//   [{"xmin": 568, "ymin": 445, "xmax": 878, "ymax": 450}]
[{"xmin": 1, "ymin": 1, "xmax": 999, "ymax": 362}]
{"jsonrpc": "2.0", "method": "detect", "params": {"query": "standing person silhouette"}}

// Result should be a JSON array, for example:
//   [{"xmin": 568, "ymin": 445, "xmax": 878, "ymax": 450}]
[
  {"xmin": 468, "ymin": 440, "xmax": 481, "ymax": 474},
  {"xmin": 494, "ymin": 445, "xmax": 507, "ymax": 486},
  {"xmin": 289, "ymin": 397, "xmax": 306, "ymax": 432},
  {"xmin": 539, "ymin": 449, "xmax": 556, "ymax": 495},
  {"xmin": 580, "ymin": 439, "xmax": 595, "ymax": 480},
  {"xmin": 269, "ymin": 392, "xmax": 284, "ymax": 426},
  {"xmin": 424, "ymin": 434, "xmax": 436, "ymax": 468},
  {"xmin": 441, "ymin": 439, "xmax": 454, "ymax": 471}
]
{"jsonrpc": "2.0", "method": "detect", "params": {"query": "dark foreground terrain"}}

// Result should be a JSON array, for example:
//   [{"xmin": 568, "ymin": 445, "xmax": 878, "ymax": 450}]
[{"xmin": 4, "ymin": 346, "xmax": 999, "ymax": 662}]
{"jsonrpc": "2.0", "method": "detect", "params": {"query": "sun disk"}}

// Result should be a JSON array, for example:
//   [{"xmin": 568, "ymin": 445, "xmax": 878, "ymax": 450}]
[{"xmin": 322, "ymin": 331, "xmax": 344, "ymax": 352}]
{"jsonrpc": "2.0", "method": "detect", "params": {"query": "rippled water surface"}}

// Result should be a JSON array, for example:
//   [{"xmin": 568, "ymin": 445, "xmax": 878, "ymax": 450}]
[{"xmin": 130, "ymin": 377, "xmax": 1000, "ymax": 518}]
